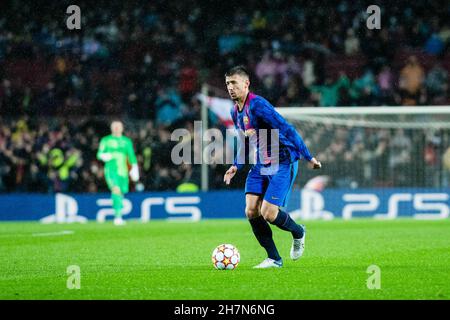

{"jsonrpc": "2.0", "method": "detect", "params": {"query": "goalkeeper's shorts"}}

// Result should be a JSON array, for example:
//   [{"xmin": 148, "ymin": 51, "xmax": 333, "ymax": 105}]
[
  {"xmin": 245, "ymin": 161, "xmax": 298, "ymax": 208},
  {"xmin": 105, "ymin": 174, "xmax": 129, "ymax": 194}
]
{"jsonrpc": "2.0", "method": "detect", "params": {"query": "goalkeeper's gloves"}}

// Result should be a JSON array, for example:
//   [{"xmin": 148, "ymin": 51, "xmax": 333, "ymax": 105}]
[
  {"xmin": 129, "ymin": 164, "xmax": 140, "ymax": 182},
  {"xmin": 99, "ymin": 153, "xmax": 112, "ymax": 162}
]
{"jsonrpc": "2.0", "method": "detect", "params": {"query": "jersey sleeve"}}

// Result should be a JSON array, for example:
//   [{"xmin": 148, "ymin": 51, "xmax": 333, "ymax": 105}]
[
  {"xmin": 251, "ymin": 99, "xmax": 313, "ymax": 161},
  {"xmin": 126, "ymin": 138, "xmax": 138, "ymax": 165},
  {"xmin": 96, "ymin": 137, "xmax": 108, "ymax": 160}
]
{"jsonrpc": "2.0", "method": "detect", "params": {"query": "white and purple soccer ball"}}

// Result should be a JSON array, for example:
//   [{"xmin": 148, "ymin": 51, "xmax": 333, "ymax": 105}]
[{"xmin": 211, "ymin": 244, "xmax": 240, "ymax": 270}]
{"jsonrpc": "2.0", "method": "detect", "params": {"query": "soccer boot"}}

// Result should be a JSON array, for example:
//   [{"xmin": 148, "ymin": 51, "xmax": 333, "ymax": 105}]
[
  {"xmin": 253, "ymin": 258, "xmax": 283, "ymax": 269},
  {"xmin": 114, "ymin": 217, "xmax": 126, "ymax": 226},
  {"xmin": 290, "ymin": 225, "xmax": 306, "ymax": 260}
]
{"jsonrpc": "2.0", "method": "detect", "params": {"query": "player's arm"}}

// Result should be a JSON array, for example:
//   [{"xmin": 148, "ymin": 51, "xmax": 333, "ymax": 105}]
[
  {"xmin": 224, "ymin": 130, "xmax": 245, "ymax": 185},
  {"xmin": 252, "ymin": 100, "xmax": 321, "ymax": 169},
  {"xmin": 126, "ymin": 138, "xmax": 139, "ymax": 182},
  {"xmin": 224, "ymin": 110, "xmax": 244, "ymax": 185},
  {"xmin": 97, "ymin": 137, "xmax": 112, "ymax": 162},
  {"xmin": 233, "ymin": 128, "xmax": 246, "ymax": 170}
]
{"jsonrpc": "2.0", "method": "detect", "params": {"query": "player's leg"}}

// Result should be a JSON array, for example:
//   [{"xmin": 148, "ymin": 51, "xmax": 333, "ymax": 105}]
[
  {"xmin": 245, "ymin": 166, "xmax": 282, "ymax": 268},
  {"xmin": 261, "ymin": 199, "xmax": 306, "ymax": 260},
  {"xmin": 111, "ymin": 186, "xmax": 125, "ymax": 224},
  {"xmin": 114, "ymin": 177, "xmax": 129, "ymax": 225},
  {"xmin": 261, "ymin": 161, "xmax": 306, "ymax": 260},
  {"xmin": 260, "ymin": 200, "xmax": 304, "ymax": 240},
  {"xmin": 106, "ymin": 174, "xmax": 126, "ymax": 225}
]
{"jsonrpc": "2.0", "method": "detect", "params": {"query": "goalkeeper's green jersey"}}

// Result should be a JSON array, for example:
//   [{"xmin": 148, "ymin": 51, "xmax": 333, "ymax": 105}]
[{"xmin": 97, "ymin": 135, "xmax": 137, "ymax": 178}]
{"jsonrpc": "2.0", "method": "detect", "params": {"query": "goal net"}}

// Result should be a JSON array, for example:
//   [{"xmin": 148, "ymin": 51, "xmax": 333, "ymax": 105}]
[{"xmin": 277, "ymin": 106, "xmax": 450, "ymax": 220}]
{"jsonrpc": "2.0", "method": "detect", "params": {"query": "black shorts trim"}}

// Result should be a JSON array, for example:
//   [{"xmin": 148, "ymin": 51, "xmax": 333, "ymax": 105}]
[{"xmin": 245, "ymin": 192, "xmax": 263, "ymax": 197}]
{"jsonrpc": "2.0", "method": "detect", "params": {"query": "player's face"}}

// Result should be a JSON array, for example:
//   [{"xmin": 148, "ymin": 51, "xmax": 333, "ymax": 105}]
[
  {"xmin": 111, "ymin": 122, "xmax": 124, "ymax": 136},
  {"xmin": 225, "ymin": 74, "xmax": 250, "ymax": 102}
]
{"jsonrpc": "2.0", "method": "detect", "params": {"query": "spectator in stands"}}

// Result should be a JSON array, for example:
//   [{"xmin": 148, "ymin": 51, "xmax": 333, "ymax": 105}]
[
  {"xmin": 310, "ymin": 73, "xmax": 351, "ymax": 107},
  {"xmin": 155, "ymin": 88, "xmax": 183, "ymax": 126},
  {"xmin": 377, "ymin": 65, "xmax": 394, "ymax": 105},
  {"xmin": 280, "ymin": 55, "xmax": 302, "ymax": 87},
  {"xmin": 281, "ymin": 75, "xmax": 310, "ymax": 106},
  {"xmin": 259, "ymin": 74, "xmax": 283, "ymax": 105},
  {"xmin": 352, "ymin": 68, "xmax": 378, "ymax": 105},
  {"xmin": 389, "ymin": 129, "xmax": 413, "ymax": 186},
  {"xmin": 425, "ymin": 63, "xmax": 448, "ymax": 104},
  {"xmin": 443, "ymin": 146, "xmax": 450, "ymax": 188},
  {"xmin": 399, "ymin": 55, "xmax": 425, "ymax": 105},
  {"xmin": 301, "ymin": 59, "xmax": 317, "ymax": 88},
  {"xmin": 344, "ymin": 28, "xmax": 360, "ymax": 55},
  {"xmin": 424, "ymin": 134, "xmax": 441, "ymax": 187},
  {"xmin": 424, "ymin": 33, "xmax": 445, "ymax": 56},
  {"xmin": 178, "ymin": 62, "xmax": 199, "ymax": 102},
  {"xmin": 372, "ymin": 134, "xmax": 391, "ymax": 187},
  {"xmin": 255, "ymin": 52, "xmax": 279, "ymax": 81}
]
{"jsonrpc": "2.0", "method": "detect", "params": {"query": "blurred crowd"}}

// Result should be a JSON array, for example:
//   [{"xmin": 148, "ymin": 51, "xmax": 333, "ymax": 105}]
[
  {"xmin": 0, "ymin": 116, "xmax": 236, "ymax": 193},
  {"xmin": 1, "ymin": 1, "xmax": 450, "ymax": 193},
  {"xmin": 1, "ymin": 116, "xmax": 449, "ymax": 193},
  {"xmin": 1, "ymin": 1, "xmax": 450, "ymax": 118},
  {"xmin": 298, "ymin": 125, "xmax": 450, "ymax": 189}
]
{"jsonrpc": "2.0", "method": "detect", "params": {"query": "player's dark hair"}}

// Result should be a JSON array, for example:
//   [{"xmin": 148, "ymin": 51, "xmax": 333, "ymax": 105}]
[{"xmin": 225, "ymin": 65, "xmax": 250, "ymax": 79}]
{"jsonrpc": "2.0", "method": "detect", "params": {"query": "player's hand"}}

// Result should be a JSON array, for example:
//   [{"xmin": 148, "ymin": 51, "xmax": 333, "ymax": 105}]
[
  {"xmin": 99, "ymin": 153, "xmax": 112, "ymax": 162},
  {"xmin": 129, "ymin": 164, "xmax": 140, "ymax": 182},
  {"xmin": 308, "ymin": 157, "xmax": 322, "ymax": 169},
  {"xmin": 223, "ymin": 166, "xmax": 237, "ymax": 185}
]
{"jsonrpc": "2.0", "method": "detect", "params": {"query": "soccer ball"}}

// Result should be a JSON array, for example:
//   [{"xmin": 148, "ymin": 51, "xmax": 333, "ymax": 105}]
[{"xmin": 211, "ymin": 244, "xmax": 240, "ymax": 270}]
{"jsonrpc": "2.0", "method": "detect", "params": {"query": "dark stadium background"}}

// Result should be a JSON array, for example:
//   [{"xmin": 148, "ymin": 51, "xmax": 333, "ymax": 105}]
[{"xmin": 0, "ymin": 0, "xmax": 449, "ymax": 193}]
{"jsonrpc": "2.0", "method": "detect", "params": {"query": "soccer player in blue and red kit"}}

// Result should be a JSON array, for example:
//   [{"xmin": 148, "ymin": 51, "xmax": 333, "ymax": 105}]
[{"xmin": 223, "ymin": 66, "xmax": 322, "ymax": 268}]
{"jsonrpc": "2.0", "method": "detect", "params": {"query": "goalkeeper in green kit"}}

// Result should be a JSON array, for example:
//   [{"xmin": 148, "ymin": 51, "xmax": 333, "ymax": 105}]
[{"xmin": 97, "ymin": 121, "xmax": 139, "ymax": 226}]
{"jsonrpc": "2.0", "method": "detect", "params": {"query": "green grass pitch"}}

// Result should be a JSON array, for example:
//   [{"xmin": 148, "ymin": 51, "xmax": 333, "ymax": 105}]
[{"xmin": 0, "ymin": 219, "xmax": 449, "ymax": 299}]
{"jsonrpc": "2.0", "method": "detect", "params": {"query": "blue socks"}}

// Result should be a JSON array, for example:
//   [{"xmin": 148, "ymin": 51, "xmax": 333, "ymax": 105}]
[
  {"xmin": 270, "ymin": 210, "xmax": 304, "ymax": 239},
  {"xmin": 249, "ymin": 216, "xmax": 281, "ymax": 261},
  {"xmin": 249, "ymin": 211, "xmax": 304, "ymax": 260}
]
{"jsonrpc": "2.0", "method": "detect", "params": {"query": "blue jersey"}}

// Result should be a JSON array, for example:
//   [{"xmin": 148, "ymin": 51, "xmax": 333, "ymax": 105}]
[{"xmin": 231, "ymin": 92, "xmax": 313, "ymax": 170}]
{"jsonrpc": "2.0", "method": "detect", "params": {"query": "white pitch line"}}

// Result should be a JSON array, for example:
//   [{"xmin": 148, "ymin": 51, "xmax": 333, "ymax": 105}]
[
  {"xmin": 31, "ymin": 230, "xmax": 75, "ymax": 237},
  {"xmin": 0, "ymin": 230, "xmax": 75, "ymax": 238},
  {"xmin": 0, "ymin": 234, "xmax": 28, "ymax": 238}
]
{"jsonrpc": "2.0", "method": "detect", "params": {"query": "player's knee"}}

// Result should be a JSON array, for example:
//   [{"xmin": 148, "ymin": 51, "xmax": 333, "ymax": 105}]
[
  {"xmin": 112, "ymin": 186, "xmax": 122, "ymax": 195},
  {"xmin": 245, "ymin": 207, "xmax": 260, "ymax": 219},
  {"xmin": 260, "ymin": 206, "xmax": 277, "ymax": 222}
]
